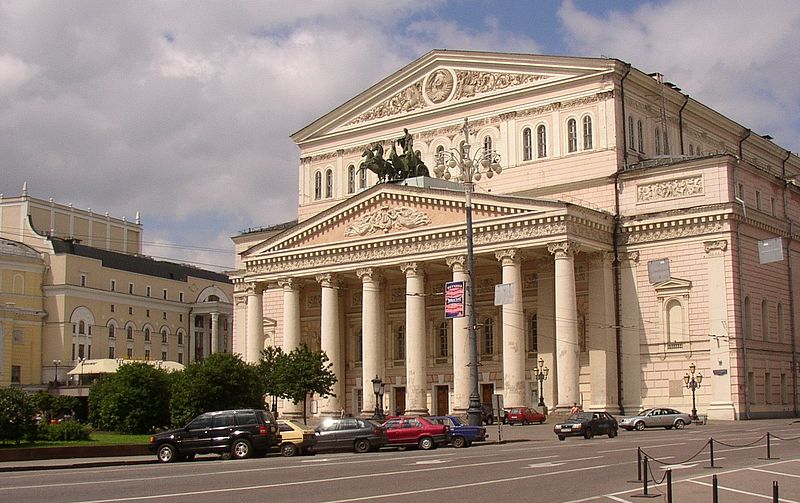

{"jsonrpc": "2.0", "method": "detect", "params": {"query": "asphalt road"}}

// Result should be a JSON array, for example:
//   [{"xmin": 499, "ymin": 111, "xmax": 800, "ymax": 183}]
[{"xmin": 2, "ymin": 418, "xmax": 799, "ymax": 503}]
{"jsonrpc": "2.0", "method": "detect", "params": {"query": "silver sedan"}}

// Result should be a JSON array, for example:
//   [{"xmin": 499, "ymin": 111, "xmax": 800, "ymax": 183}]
[{"xmin": 619, "ymin": 408, "xmax": 692, "ymax": 431}]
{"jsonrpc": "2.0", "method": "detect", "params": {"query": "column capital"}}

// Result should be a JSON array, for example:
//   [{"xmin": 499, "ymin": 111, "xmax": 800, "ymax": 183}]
[
  {"xmin": 245, "ymin": 282, "xmax": 264, "ymax": 295},
  {"xmin": 446, "ymin": 255, "xmax": 467, "ymax": 271},
  {"xmin": 400, "ymin": 261, "xmax": 424, "ymax": 277},
  {"xmin": 620, "ymin": 250, "xmax": 640, "ymax": 264},
  {"xmin": 316, "ymin": 273, "xmax": 341, "ymax": 289},
  {"xmin": 495, "ymin": 248, "xmax": 520, "ymax": 265},
  {"xmin": 586, "ymin": 251, "xmax": 614, "ymax": 267},
  {"xmin": 547, "ymin": 240, "xmax": 580, "ymax": 259},
  {"xmin": 211, "ymin": 312, "xmax": 219, "ymax": 320},
  {"xmin": 356, "ymin": 267, "xmax": 382, "ymax": 283},
  {"xmin": 704, "ymin": 240, "xmax": 728, "ymax": 255},
  {"xmin": 277, "ymin": 277, "xmax": 300, "ymax": 290}
]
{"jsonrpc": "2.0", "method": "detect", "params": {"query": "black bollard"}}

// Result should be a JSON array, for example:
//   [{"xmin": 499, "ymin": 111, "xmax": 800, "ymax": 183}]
[
  {"xmin": 642, "ymin": 455, "xmax": 649, "ymax": 496},
  {"xmin": 637, "ymin": 447, "xmax": 642, "ymax": 481},
  {"xmin": 773, "ymin": 481, "xmax": 778, "ymax": 503},
  {"xmin": 666, "ymin": 469, "xmax": 673, "ymax": 503},
  {"xmin": 709, "ymin": 438, "xmax": 716, "ymax": 468},
  {"xmin": 766, "ymin": 432, "xmax": 772, "ymax": 459},
  {"xmin": 712, "ymin": 474, "xmax": 718, "ymax": 503}
]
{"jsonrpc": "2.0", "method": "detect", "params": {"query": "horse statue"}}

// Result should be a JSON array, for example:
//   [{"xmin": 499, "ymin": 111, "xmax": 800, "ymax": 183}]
[{"xmin": 359, "ymin": 143, "xmax": 394, "ymax": 183}]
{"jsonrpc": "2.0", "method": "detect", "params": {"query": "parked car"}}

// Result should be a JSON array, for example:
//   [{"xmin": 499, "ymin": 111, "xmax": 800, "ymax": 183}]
[
  {"xmin": 276, "ymin": 419, "xmax": 317, "ymax": 456},
  {"xmin": 382, "ymin": 416, "xmax": 450, "ymax": 450},
  {"xmin": 618, "ymin": 408, "xmax": 692, "ymax": 431},
  {"xmin": 428, "ymin": 415, "xmax": 487, "ymax": 448},
  {"xmin": 480, "ymin": 404, "xmax": 496, "ymax": 425},
  {"xmin": 314, "ymin": 417, "xmax": 387, "ymax": 453},
  {"xmin": 149, "ymin": 409, "xmax": 281, "ymax": 463},
  {"xmin": 554, "ymin": 411, "xmax": 618, "ymax": 440},
  {"xmin": 505, "ymin": 406, "xmax": 546, "ymax": 425}
]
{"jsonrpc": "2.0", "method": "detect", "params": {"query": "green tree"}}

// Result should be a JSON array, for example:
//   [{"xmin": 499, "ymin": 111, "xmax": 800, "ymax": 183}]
[
  {"xmin": 0, "ymin": 386, "xmax": 37, "ymax": 444},
  {"xmin": 281, "ymin": 344, "xmax": 337, "ymax": 424},
  {"xmin": 88, "ymin": 362, "xmax": 171, "ymax": 433},
  {"xmin": 257, "ymin": 346, "xmax": 288, "ymax": 413},
  {"xmin": 169, "ymin": 352, "xmax": 263, "ymax": 427}
]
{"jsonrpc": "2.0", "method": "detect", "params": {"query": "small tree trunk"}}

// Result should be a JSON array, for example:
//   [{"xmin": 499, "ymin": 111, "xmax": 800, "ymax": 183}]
[{"xmin": 302, "ymin": 396, "xmax": 307, "ymax": 425}]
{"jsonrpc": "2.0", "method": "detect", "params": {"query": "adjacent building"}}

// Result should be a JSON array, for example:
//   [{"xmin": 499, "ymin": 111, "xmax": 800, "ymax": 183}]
[
  {"xmin": 0, "ymin": 186, "xmax": 233, "ymax": 392},
  {"xmin": 230, "ymin": 49, "xmax": 797, "ymax": 420}
]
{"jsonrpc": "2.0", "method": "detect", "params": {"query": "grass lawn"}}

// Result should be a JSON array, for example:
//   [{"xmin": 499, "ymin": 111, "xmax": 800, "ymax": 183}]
[{"xmin": 1, "ymin": 432, "xmax": 151, "ymax": 449}]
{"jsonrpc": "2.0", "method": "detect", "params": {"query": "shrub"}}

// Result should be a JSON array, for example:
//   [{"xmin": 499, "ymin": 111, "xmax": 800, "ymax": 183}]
[{"xmin": 41, "ymin": 420, "xmax": 92, "ymax": 441}]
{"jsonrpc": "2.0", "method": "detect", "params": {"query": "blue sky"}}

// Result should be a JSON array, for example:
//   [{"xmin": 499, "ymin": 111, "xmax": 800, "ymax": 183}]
[{"xmin": 2, "ymin": 0, "xmax": 798, "ymax": 271}]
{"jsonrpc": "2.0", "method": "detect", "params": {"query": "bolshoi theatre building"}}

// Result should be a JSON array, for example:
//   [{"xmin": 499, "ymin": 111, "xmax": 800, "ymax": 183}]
[{"xmin": 230, "ymin": 50, "xmax": 800, "ymax": 421}]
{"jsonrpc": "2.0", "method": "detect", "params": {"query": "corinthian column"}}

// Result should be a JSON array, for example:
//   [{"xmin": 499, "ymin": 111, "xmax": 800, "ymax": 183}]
[
  {"xmin": 210, "ymin": 312, "xmax": 219, "ymax": 355},
  {"xmin": 704, "ymin": 240, "xmax": 735, "ymax": 420},
  {"xmin": 619, "ymin": 251, "xmax": 642, "ymax": 414},
  {"xmin": 587, "ymin": 252, "xmax": 618, "ymax": 413},
  {"xmin": 496, "ymin": 249, "xmax": 526, "ymax": 408},
  {"xmin": 402, "ymin": 262, "xmax": 428, "ymax": 415},
  {"xmin": 357, "ymin": 267, "xmax": 383, "ymax": 416},
  {"xmin": 317, "ymin": 273, "xmax": 343, "ymax": 415},
  {"xmin": 548, "ymin": 241, "xmax": 580, "ymax": 412},
  {"xmin": 279, "ymin": 278, "xmax": 302, "ymax": 417},
  {"xmin": 245, "ymin": 283, "xmax": 264, "ymax": 363},
  {"xmin": 447, "ymin": 255, "xmax": 469, "ymax": 414}
]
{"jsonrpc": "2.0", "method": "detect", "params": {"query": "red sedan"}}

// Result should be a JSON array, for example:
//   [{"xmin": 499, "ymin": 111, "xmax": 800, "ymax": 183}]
[
  {"xmin": 505, "ymin": 407, "xmax": 546, "ymax": 425},
  {"xmin": 382, "ymin": 416, "xmax": 450, "ymax": 450}
]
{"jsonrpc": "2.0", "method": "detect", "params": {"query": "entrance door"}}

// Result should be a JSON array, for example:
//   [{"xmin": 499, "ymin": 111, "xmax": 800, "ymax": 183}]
[
  {"xmin": 481, "ymin": 384, "xmax": 494, "ymax": 407},
  {"xmin": 394, "ymin": 387, "xmax": 406, "ymax": 415},
  {"xmin": 435, "ymin": 386, "xmax": 449, "ymax": 416}
]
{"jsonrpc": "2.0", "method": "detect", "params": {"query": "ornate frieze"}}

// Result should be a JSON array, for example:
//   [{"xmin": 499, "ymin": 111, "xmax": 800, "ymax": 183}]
[
  {"xmin": 350, "ymin": 81, "xmax": 425, "ymax": 125},
  {"xmin": 451, "ymin": 70, "xmax": 547, "ymax": 100},
  {"xmin": 704, "ymin": 240, "xmax": 728, "ymax": 255},
  {"xmin": 344, "ymin": 205, "xmax": 432, "ymax": 237},
  {"xmin": 637, "ymin": 175, "xmax": 704, "ymax": 202},
  {"xmin": 425, "ymin": 69, "xmax": 455, "ymax": 103},
  {"xmin": 621, "ymin": 217, "xmax": 728, "ymax": 245}
]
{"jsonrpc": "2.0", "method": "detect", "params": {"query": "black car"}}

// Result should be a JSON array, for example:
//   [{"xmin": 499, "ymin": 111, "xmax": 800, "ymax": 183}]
[
  {"xmin": 149, "ymin": 409, "xmax": 281, "ymax": 462},
  {"xmin": 554, "ymin": 411, "xmax": 618, "ymax": 440},
  {"xmin": 314, "ymin": 417, "xmax": 388, "ymax": 453}
]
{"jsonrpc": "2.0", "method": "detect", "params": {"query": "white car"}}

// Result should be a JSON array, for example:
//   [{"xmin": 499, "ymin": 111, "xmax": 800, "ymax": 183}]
[{"xmin": 619, "ymin": 408, "xmax": 692, "ymax": 431}]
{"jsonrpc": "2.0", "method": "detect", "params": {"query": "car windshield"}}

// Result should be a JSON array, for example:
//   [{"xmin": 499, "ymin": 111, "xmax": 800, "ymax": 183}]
[
  {"xmin": 568, "ymin": 412, "xmax": 592, "ymax": 421},
  {"xmin": 638, "ymin": 408, "xmax": 655, "ymax": 416}
]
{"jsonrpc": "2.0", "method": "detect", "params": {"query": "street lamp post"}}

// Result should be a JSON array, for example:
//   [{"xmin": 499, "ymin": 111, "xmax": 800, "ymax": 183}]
[
  {"xmin": 52, "ymin": 359, "xmax": 61, "ymax": 386},
  {"xmin": 434, "ymin": 117, "xmax": 503, "ymax": 427},
  {"xmin": 371, "ymin": 375, "xmax": 384, "ymax": 420},
  {"xmin": 684, "ymin": 362, "xmax": 703, "ymax": 420},
  {"xmin": 534, "ymin": 358, "xmax": 549, "ymax": 409}
]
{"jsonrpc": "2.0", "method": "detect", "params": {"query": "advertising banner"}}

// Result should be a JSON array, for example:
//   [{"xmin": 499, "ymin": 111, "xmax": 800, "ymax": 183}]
[{"xmin": 444, "ymin": 281, "xmax": 465, "ymax": 318}]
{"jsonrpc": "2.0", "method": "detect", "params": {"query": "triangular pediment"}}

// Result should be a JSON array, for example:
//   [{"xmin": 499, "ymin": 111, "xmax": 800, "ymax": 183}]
[
  {"xmin": 654, "ymin": 277, "xmax": 692, "ymax": 295},
  {"xmin": 292, "ymin": 50, "xmax": 616, "ymax": 144},
  {"xmin": 241, "ymin": 182, "xmax": 565, "ymax": 259}
]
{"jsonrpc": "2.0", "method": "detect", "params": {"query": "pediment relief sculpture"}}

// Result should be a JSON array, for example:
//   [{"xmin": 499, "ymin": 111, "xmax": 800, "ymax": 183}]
[
  {"xmin": 348, "ymin": 68, "xmax": 551, "ymax": 125},
  {"xmin": 344, "ymin": 205, "xmax": 432, "ymax": 237}
]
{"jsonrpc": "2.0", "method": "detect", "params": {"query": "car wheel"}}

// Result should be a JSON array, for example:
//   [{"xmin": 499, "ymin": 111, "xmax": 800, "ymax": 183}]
[
  {"xmin": 523, "ymin": 420, "xmax": 529, "ymax": 426},
  {"xmin": 354, "ymin": 438, "xmax": 371, "ymax": 453},
  {"xmin": 418, "ymin": 437, "xmax": 434, "ymax": 450},
  {"xmin": 674, "ymin": 419, "xmax": 685, "ymax": 430},
  {"xmin": 634, "ymin": 421, "xmax": 646, "ymax": 431},
  {"xmin": 584, "ymin": 428, "xmax": 594, "ymax": 439},
  {"xmin": 452, "ymin": 436, "xmax": 467, "ymax": 448},
  {"xmin": 157, "ymin": 444, "xmax": 178, "ymax": 463},
  {"xmin": 281, "ymin": 442, "xmax": 298, "ymax": 457},
  {"xmin": 558, "ymin": 435, "xmax": 566, "ymax": 441},
  {"xmin": 231, "ymin": 438, "xmax": 252, "ymax": 460},
  {"xmin": 608, "ymin": 428, "xmax": 617, "ymax": 438}
]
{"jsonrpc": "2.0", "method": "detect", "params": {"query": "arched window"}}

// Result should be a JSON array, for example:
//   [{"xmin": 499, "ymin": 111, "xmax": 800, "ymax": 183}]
[
  {"xmin": 161, "ymin": 329, "xmax": 168, "ymax": 344},
  {"xmin": 325, "ymin": 169, "xmax": 333, "ymax": 198},
  {"xmin": 522, "ymin": 127, "xmax": 532, "ymax": 161},
  {"xmin": 314, "ymin": 171, "xmax": 322, "ymax": 200},
  {"xmin": 761, "ymin": 299, "xmax": 769, "ymax": 340},
  {"xmin": 483, "ymin": 135, "xmax": 493, "ymax": 154},
  {"xmin": 637, "ymin": 120, "xmax": 644, "ymax": 153},
  {"xmin": 347, "ymin": 164, "xmax": 356, "ymax": 194},
  {"xmin": 582, "ymin": 115, "xmax": 593, "ymax": 150},
  {"xmin": 666, "ymin": 299, "xmax": 684, "ymax": 343},
  {"xmin": 354, "ymin": 330, "xmax": 363, "ymax": 363},
  {"xmin": 483, "ymin": 318, "xmax": 494, "ymax": 355},
  {"xmin": 395, "ymin": 325, "xmax": 405, "ymax": 360},
  {"xmin": 688, "ymin": 143, "xmax": 694, "ymax": 156},
  {"xmin": 78, "ymin": 320, "xmax": 86, "ymax": 334},
  {"xmin": 144, "ymin": 327, "xmax": 151, "ymax": 342},
  {"xmin": 528, "ymin": 314, "xmax": 538, "ymax": 353},
  {"xmin": 655, "ymin": 127, "xmax": 662, "ymax": 155},
  {"xmin": 567, "ymin": 118, "xmax": 578, "ymax": 153},
  {"xmin": 744, "ymin": 296, "xmax": 752, "ymax": 339},
  {"xmin": 536, "ymin": 124, "xmax": 547, "ymax": 158},
  {"xmin": 359, "ymin": 164, "xmax": 367, "ymax": 189},
  {"xmin": 438, "ymin": 321, "xmax": 449, "ymax": 358},
  {"xmin": 628, "ymin": 116, "xmax": 635, "ymax": 149},
  {"xmin": 108, "ymin": 324, "xmax": 115, "ymax": 339},
  {"xmin": 177, "ymin": 330, "xmax": 184, "ymax": 346}
]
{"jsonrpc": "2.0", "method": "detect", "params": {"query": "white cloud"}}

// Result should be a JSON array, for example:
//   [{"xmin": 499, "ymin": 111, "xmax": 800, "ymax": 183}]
[
  {"xmin": 0, "ymin": 53, "xmax": 38, "ymax": 94},
  {"xmin": 558, "ymin": 0, "xmax": 800, "ymax": 151}
]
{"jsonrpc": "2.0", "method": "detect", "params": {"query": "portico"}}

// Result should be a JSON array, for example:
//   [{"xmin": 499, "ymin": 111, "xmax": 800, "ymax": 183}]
[{"xmin": 233, "ymin": 182, "xmax": 616, "ymax": 416}]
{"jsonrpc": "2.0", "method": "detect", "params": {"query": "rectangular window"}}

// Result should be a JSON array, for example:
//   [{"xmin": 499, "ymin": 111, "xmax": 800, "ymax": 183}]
[
  {"xmin": 163, "ymin": 289, "xmax": 168, "ymax": 300},
  {"xmin": 80, "ymin": 274, "xmax": 87, "ymax": 287},
  {"xmin": 179, "ymin": 292, "xmax": 184, "ymax": 302},
  {"xmin": 755, "ymin": 190, "xmax": 762, "ymax": 211},
  {"xmin": 163, "ymin": 312, "xmax": 167, "ymax": 320},
  {"xmin": 179, "ymin": 314, "xmax": 183, "ymax": 322},
  {"xmin": 146, "ymin": 309, "xmax": 150, "ymax": 318},
  {"xmin": 110, "ymin": 280, "xmax": 116, "ymax": 292},
  {"xmin": 127, "ymin": 348, "xmax": 133, "ymax": 358},
  {"xmin": 736, "ymin": 183, "xmax": 745, "ymax": 200},
  {"xmin": 129, "ymin": 307, "xmax": 133, "ymax": 315},
  {"xmin": 108, "ymin": 347, "xmax": 115, "ymax": 359},
  {"xmin": 177, "ymin": 352, "xmax": 183, "ymax": 364},
  {"xmin": 771, "ymin": 197, "xmax": 776, "ymax": 216},
  {"xmin": 161, "ymin": 351, "xmax": 167, "ymax": 361},
  {"xmin": 110, "ymin": 304, "xmax": 115, "ymax": 313},
  {"xmin": 129, "ymin": 283, "xmax": 134, "ymax": 294},
  {"xmin": 11, "ymin": 365, "xmax": 21, "ymax": 383},
  {"xmin": 146, "ymin": 286, "xmax": 151, "ymax": 297},
  {"xmin": 144, "ymin": 349, "xmax": 151, "ymax": 360}
]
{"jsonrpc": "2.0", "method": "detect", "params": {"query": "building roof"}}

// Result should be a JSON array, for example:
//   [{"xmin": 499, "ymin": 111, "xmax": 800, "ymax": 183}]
[
  {"xmin": 50, "ymin": 237, "xmax": 230, "ymax": 283},
  {"xmin": 0, "ymin": 237, "xmax": 41, "ymax": 259}
]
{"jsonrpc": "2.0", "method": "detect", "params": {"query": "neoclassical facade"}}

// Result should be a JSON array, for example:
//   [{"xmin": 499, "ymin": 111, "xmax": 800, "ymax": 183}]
[
  {"xmin": 0, "ymin": 187, "xmax": 233, "ymax": 392},
  {"xmin": 232, "ymin": 50, "xmax": 800, "ymax": 420}
]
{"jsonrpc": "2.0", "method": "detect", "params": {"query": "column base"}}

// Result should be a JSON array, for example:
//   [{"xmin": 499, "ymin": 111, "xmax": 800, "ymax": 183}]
[
  {"xmin": 706, "ymin": 402, "xmax": 736, "ymax": 421},
  {"xmin": 588, "ymin": 402, "xmax": 621, "ymax": 415},
  {"xmin": 404, "ymin": 407, "xmax": 429, "ymax": 416}
]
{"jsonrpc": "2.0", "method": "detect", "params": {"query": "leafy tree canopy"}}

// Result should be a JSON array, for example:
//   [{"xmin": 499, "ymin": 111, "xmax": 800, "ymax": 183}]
[{"xmin": 0, "ymin": 386, "xmax": 37, "ymax": 444}]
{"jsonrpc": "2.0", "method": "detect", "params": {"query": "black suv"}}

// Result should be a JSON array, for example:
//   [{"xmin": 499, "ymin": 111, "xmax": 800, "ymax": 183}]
[{"xmin": 149, "ymin": 409, "xmax": 281, "ymax": 462}]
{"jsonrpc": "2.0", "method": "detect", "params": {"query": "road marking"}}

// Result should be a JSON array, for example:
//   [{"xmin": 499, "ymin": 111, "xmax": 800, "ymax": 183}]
[
  {"xmin": 659, "ymin": 463, "xmax": 696, "ymax": 470},
  {"xmin": 688, "ymin": 479, "xmax": 800, "ymax": 503},
  {"xmin": 301, "ymin": 458, "xmax": 332, "ymax": 463},
  {"xmin": 749, "ymin": 467, "xmax": 800, "ymax": 478},
  {"xmin": 527, "ymin": 461, "xmax": 565, "ymax": 468},
  {"xmin": 414, "ymin": 459, "xmax": 447, "ymax": 465}
]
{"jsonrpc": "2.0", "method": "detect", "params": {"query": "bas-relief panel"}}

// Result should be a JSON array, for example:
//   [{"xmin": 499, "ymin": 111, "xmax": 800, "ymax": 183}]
[{"xmin": 636, "ymin": 175, "xmax": 704, "ymax": 203}]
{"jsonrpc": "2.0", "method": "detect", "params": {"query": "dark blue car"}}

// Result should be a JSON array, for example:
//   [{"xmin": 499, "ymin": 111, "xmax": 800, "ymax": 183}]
[{"xmin": 428, "ymin": 415, "xmax": 487, "ymax": 448}]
